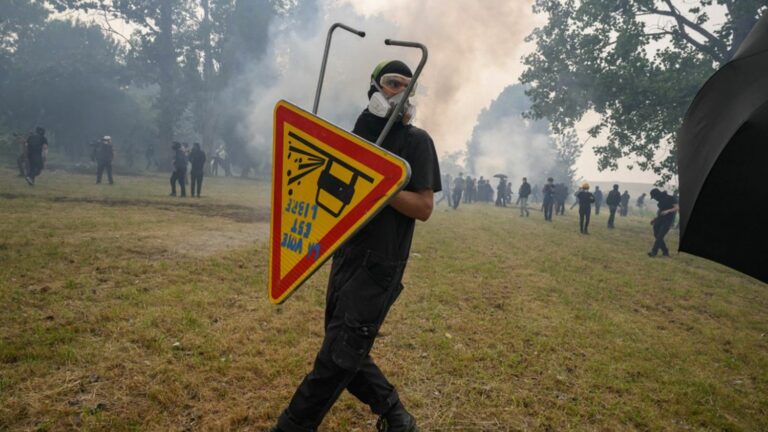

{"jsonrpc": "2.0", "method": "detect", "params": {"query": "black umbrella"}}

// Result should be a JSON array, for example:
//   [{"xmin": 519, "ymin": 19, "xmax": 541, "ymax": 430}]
[
  {"xmin": 493, "ymin": 174, "xmax": 508, "ymax": 179},
  {"xmin": 678, "ymin": 13, "xmax": 768, "ymax": 284}
]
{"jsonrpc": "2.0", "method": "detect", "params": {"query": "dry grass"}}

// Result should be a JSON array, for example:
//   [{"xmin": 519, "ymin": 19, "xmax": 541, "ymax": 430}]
[{"xmin": 1, "ymin": 168, "xmax": 766, "ymax": 431}]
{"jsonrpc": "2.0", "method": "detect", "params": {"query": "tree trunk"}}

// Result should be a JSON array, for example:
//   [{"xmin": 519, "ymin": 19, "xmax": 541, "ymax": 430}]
[
  {"xmin": 201, "ymin": 0, "xmax": 216, "ymax": 156},
  {"xmin": 157, "ymin": 1, "xmax": 175, "ymax": 149}
]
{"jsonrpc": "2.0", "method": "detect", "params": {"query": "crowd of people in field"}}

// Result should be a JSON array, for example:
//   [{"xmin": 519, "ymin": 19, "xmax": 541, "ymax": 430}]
[{"xmin": 440, "ymin": 172, "xmax": 679, "ymax": 257}]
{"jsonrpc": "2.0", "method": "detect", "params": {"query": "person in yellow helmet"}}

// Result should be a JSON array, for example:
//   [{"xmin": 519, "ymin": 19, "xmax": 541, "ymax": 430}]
[{"xmin": 574, "ymin": 182, "xmax": 595, "ymax": 234}]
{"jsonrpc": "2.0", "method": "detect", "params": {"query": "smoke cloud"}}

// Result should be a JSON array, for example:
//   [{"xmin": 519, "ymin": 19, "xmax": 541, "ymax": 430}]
[
  {"xmin": 465, "ymin": 84, "xmax": 565, "ymax": 186},
  {"xmin": 234, "ymin": 0, "xmax": 539, "ymax": 163}
]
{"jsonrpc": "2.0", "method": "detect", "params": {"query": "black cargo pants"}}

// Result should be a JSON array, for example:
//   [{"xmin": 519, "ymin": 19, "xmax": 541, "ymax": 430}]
[
  {"xmin": 651, "ymin": 216, "xmax": 674, "ymax": 256},
  {"xmin": 278, "ymin": 247, "xmax": 406, "ymax": 432}
]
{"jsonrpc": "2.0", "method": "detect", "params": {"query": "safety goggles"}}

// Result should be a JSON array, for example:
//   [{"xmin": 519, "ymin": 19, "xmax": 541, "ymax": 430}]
[{"xmin": 379, "ymin": 73, "xmax": 417, "ymax": 96}]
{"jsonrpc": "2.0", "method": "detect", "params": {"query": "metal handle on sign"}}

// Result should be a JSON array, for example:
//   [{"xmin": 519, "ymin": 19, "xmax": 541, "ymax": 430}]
[
  {"xmin": 374, "ymin": 40, "xmax": 428, "ymax": 147},
  {"xmin": 313, "ymin": 23, "xmax": 366, "ymax": 115}
]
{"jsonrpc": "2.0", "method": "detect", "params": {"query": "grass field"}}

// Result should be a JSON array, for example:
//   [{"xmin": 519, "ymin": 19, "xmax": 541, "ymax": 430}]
[{"xmin": 1, "ymin": 167, "xmax": 766, "ymax": 431}]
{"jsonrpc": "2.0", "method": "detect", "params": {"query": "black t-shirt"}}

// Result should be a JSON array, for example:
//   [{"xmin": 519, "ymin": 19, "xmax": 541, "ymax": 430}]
[
  {"xmin": 543, "ymin": 183, "xmax": 555, "ymax": 200},
  {"xmin": 26, "ymin": 134, "xmax": 48, "ymax": 158},
  {"xmin": 344, "ymin": 111, "xmax": 442, "ymax": 262},
  {"xmin": 519, "ymin": 182, "xmax": 531, "ymax": 197},
  {"xmin": 656, "ymin": 192, "xmax": 678, "ymax": 221},
  {"xmin": 606, "ymin": 189, "xmax": 621, "ymax": 205},
  {"xmin": 576, "ymin": 190, "xmax": 595, "ymax": 207},
  {"xmin": 189, "ymin": 149, "xmax": 207, "ymax": 172}
]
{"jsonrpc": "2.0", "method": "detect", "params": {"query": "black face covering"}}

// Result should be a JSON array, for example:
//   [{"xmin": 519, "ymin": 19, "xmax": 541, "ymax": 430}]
[{"xmin": 353, "ymin": 110, "xmax": 406, "ymax": 144}]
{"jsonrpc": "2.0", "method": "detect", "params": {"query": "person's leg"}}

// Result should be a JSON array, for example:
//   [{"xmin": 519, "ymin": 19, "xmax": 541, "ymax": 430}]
[
  {"xmin": 107, "ymin": 162, "xmax": 113, "ymax": 184},
  {"xmin": 607, "ymin": 206, "xmax": 615, "ymax": 227},
  {"xmin": 180, "ymin": 172, "xmax": 187, "ymax": 197},
  {"xmin": 197, "ymin": 174, "xmax": 203, "ymax": 197},
  {"xmin": 17, "ymin": 155, "xmax": 26, "ymax": 177},
  {"xmin": 170, "ymin": 171, "xmax": 178, "ymax": 195},
  {"xmin": 584, "ymin": 208, "xmax": 590, "ymax": 233},
  {"xmin": 279, "ymin": 256, "xmax": 405, "ymax": 432},
  {"xmin": 190, "ymin": 173, "xmax": 197, "ymax": 196},
  {"xmin": 655, "ymin": 219, "xmax": 672, "ymax": 256},
  {"xmin": 650, "ymin": 222, "xmax": 660, "ymax": 255},
  {"xmin": 97, "ymin": 162, "xmax": 104, "ymax": 183}
]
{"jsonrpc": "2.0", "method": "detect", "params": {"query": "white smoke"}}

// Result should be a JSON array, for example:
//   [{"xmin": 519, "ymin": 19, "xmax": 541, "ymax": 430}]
[{"xmin": 236, "ymin": 0, "xmax": 539, "ymax": 160}]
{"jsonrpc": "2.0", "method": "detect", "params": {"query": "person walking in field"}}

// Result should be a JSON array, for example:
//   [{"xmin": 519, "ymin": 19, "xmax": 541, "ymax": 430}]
[
  {"xmin": 574, "ymin": 182, "xmax": 595, "ymax": 234},
  {"xmin": 268, "ymin": 59, "xmax": 440, "ymax": 432},
  {"xmin": 606, "ymin": 184, "xmax": 621, "ymax": 228},
  {"xmin": 95, "ymin": 136, "xmax": 114, "ymax": 185},
  {"xmin": 188, "ymin": 142, "xmax": 206, "ymax": 198},
  {"xmin": 169, "ymin": 141, "xmax": 188, "ymax": 197},
  {"xmin": 24, "ymin": 127, "xmax": 48, "ymax": 186},
  {"xmin": 452, "ymin": 173, "xmax": 464, "ymax": 209},
  {"xmin": 542, "ymin": 177, "xmax": 556, "ymax": 221},
  {"xmin": 518, "ymin": 177, "xmax": 531, "ymax": 216},
  {"xmin": 648, "ymin": 188, "xmax": 678, "ymax": 257},
  {"xmin": 620, "ymin": 190, "xmax": 631, "ymax": 216},
  {"xmin": 593, "ymin": 186, "xmax": 603, "ymax": 215}
]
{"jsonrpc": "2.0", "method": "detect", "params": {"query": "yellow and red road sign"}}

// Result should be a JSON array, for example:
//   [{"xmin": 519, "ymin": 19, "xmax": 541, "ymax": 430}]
[{"xmin": 268, "ymin": 100, "xmax": 411, "ymax": 304}]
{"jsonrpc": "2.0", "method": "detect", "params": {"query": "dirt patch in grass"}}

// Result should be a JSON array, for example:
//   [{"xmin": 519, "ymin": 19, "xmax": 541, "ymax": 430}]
[{"xmin": 1, "ymin": 193, "xmax": 268, "ymax": 224}]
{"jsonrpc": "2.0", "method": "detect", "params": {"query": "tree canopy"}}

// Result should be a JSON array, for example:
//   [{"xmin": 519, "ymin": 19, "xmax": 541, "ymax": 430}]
[{"xmin": 520, "ymin": 0, "xmax": 766, "ymax": 183}]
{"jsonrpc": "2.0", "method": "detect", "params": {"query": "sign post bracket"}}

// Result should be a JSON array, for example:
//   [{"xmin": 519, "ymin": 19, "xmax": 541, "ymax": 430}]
[{"xmin": 313, "ymin": 23, "xmax": 366, "ymax": 115}]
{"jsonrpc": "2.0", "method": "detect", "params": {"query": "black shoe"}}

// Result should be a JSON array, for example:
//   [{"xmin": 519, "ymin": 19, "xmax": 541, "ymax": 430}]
[
  {"xmin": 647, "ymin": 252, "xmax": 656, "ymax": 257},
  {"xmin": 25, "ymin": 176, "xmax": 34, "ymax": 186},
  {"xmin": 377, "ymin": 403, "xmax": 418, "ymax": 432}
]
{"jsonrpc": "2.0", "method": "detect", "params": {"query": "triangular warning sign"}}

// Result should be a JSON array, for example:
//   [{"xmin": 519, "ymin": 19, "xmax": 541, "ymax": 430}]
[{"xmin": 268, "ymin": 100, "xmax": 411, "ymax": 304}]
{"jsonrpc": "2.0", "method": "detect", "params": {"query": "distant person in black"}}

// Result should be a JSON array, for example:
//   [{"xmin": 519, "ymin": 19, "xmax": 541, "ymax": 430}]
[
  {"xmin": 189, "ymin": 143, "xmax": 206, "ymax": 198},
  {"xmin": 542, "ymin": 177, "xmax": 556, "ymax": 221},
  {"xmin": 15, "ymin": 132, "xmax": 28, "ymax": 177},
  {"xmin": 593, "ymin": 186, "xmax": 603, "ymax": 215},
  {"xmin": 495, "ymin": 177, "xmax": 507, "ymax": 207},
  {"xmin": 648, "ymin": 188, "xmax": 679, "ymax": 257},
  {"xmin": 452, "ymin": 173, "xmax": 464, "ymax": 209},
  {"xmin": 95, "ymin": 136, "xmax": 115, "ymax": 184},
  {"xmin": 25, "ymin": 127, "xmax": 48, "ymax": 186},
  {"xmin": 554, "ymin": 183, "xmax": 568, "ymax": 215},
  {"xmin": 436, "ymin": 173, "xmax": 452, "ymax": 207},
  {"xmin": 574, "ymin": 182, "xmax": 595, "ymax": 234},
  {"xmin": 518, "ymin": 177, "xmax": 531, "ymax": 216},
  {"xmin": 271, "ymin": 59, "xmax": 441, "ymax": 432},
  {"xmin": 145, "ymin": 143, "xmax": 157, "ymax": 170},
  {"xmin": 169, "ymin": 141, "xmax": 188, "ymax": 197},
  {"xmin": 606, "ymin": 184, "xmax": 621, "ymax": 228},
  {"xmin": 620, "ymin": 191, "xmax": 631, "ymax": 216},
  {"xmin": 636, "ymin": 193, "xmax": 646, "ymax": 212}
]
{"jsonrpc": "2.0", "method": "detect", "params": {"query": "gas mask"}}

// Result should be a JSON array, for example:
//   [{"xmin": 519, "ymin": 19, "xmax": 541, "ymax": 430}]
[{"xmin": 367, "ymin": 73, "xmax": 417, "ymax": 124}]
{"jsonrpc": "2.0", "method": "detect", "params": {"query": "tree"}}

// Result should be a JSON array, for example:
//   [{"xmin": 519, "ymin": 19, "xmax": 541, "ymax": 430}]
[
  {"xmin": 49, "ymin": 0, "xmax": 196, "ymax": 147},
  {"xmin": 1, "ymin": 18, "xmax": 151, "ymax": 160},
  {"xmin": 520, "ymin": 0, "xmax": 766, "ymax": 184}
]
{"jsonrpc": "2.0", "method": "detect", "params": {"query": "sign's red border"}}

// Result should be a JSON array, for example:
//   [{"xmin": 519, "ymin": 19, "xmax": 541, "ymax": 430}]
[{"xmin": 270, "ymin": 102, "xmax": 408, "ymax": 303}]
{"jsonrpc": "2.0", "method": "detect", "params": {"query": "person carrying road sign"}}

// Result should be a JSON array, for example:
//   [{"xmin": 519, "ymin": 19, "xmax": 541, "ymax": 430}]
[{"xmin": 269, "ymin": 59, "xmax": 441, "ymax": 432}]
